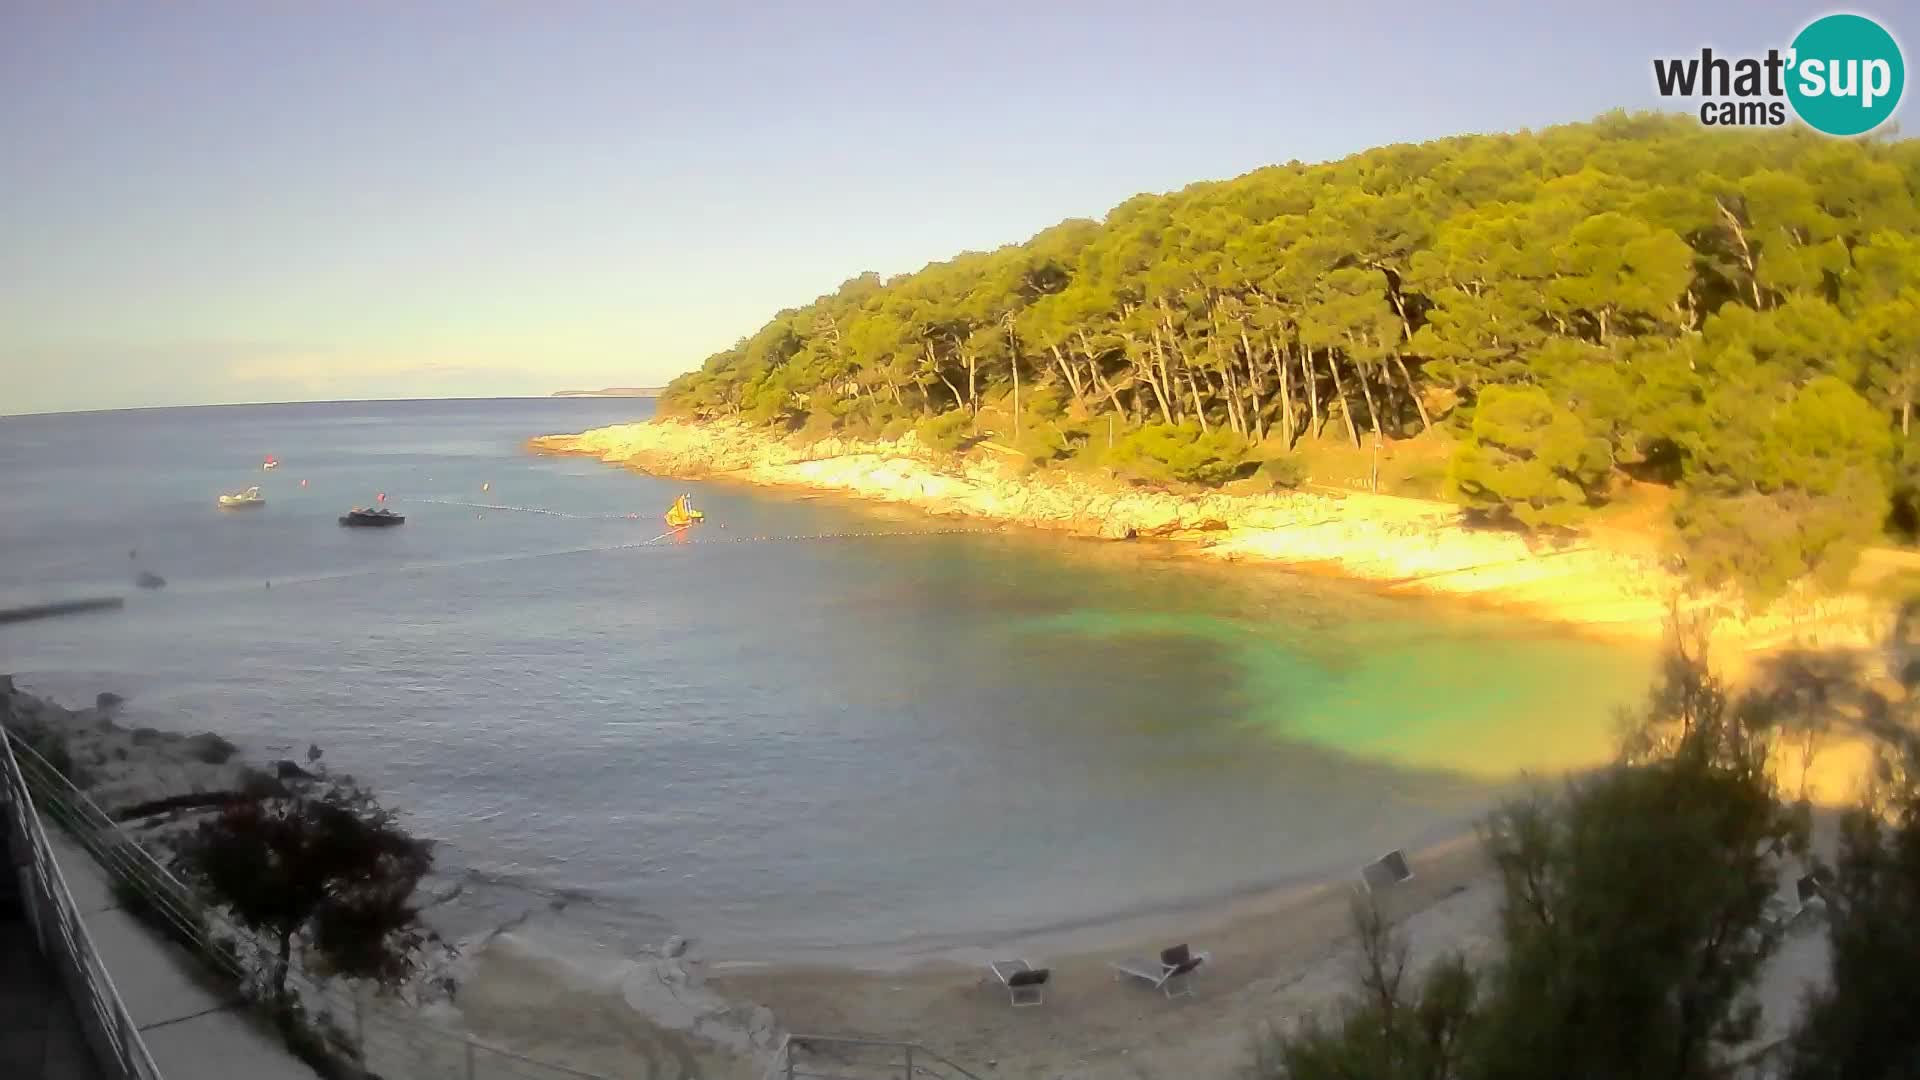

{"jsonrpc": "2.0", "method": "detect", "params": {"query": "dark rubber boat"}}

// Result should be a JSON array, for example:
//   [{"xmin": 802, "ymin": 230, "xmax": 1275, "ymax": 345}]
[{"xmin": 339, "ymin": 507, "xmax": 406, "ymax": 527}]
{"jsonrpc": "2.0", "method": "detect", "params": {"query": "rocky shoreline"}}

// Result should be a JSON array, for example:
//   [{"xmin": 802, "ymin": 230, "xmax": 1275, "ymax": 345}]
[
  {"xmin": 530, "ymin": 418, "xmax": 1884, "ymax": 654},
  {"xmin": 0, "ymin": 677, "xmax": 774, "ymax": 1079}
]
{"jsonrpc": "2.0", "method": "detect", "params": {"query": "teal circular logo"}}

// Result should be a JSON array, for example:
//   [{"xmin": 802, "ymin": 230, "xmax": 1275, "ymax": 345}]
[{"xmin": 1787, "ymin": 14, "xmax": 1905, "ymax": 136}]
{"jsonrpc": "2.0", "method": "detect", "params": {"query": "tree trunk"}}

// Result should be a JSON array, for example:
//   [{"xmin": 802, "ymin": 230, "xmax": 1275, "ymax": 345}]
[
  {"xmin": 1716, "ymin": 200, "xmax": 1765, "ymax": 309},
  {"xmin": 1049, "ymin": 343, "xmax": 1085, "ymax": 406},
  {"xmin": 1351, "ymin": 339, "xmax": 1384, "ymax": 443},
  {"xmin": 1386, "ymin": 281, "xmax": 1415, "ymax": 342},
  {"xmin": 1356, "ymin": 364, "xmax": 1386, "ymax": 493},
  {"xmin": 1325, "ymin": 351, "xmax": 1361, "ymax": 448},
  {"xmin": 1185, "ymin": 370, "xmax": 1211, "ymax": 432},
  {"xmin": 964, "ymin": 350, "xmax": 978, "ymax": 415},
  {"xmin": 1011, "ymin": 349, "xmax": 1021, "ymax": 440},
  {"xmin": 1238, "ymin": 328, "xmax": 1266, "ymax": 442},
  {"xmin": 1222, "ymin": 368, "xmax": 1246, "ymax": 436},
  {"xmin": 1269, "ymin": 335, "xmax": 1295, "ymax": 449},
  {"xmin": 1303, "ymin": 344, "xmax": 1323, "ymax": 439},
  {"xmin": 1088, "ymin": 362, "xmax": 1123, "ymax": 409},
  {"xmin": 1143, "ymin": 333, "xmax": 1177, "ymax": 424},
  {"xmin": 1276, "ymin": 351, "xmax": 1294, "ymax": 447},
  {"xmin": 1391, "ymin": 353, "xmax": 1431, "ymax": 432}
]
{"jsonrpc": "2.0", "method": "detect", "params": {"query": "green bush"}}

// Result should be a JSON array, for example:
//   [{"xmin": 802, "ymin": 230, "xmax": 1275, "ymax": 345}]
[
  {"xmin": 1673, "ymin": 484, "xmax": 1879, "ymax": 606},
  {"xmin": 1110, "ymin": 423, "xmax": 1251, "ymax": 487},
  {"xmin": 915, "ymin": 410, "xmax": 975, "ymax": 452},
  {"xmin": 1260, "ymin": 456, "xmax": 1308, "ymax": 490},
  {"xmin": 1447, "ymin": 385, "xmax": 1611, "ymax": 528},
  {"xmin": 1666, "ymin": 375, "xmax": 1892, "ymax": 603},
  {"xmin": 1015, "ymin": 424, "xmax": 1072, "ymax": 466}
]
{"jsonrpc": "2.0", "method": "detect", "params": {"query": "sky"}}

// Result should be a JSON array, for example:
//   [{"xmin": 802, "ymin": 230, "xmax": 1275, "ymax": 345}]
[{"xmin": 0, "ymin": 1, "xmax": 1909, "ymax": 415}]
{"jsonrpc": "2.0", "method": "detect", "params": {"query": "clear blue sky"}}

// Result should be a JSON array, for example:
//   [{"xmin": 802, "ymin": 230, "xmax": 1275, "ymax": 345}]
[{"xmin": 0, "ymin": 1, "xmax": 1905, "ymax": 414}]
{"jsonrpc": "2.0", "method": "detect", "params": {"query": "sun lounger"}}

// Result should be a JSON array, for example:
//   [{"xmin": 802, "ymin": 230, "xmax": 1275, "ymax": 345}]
[
  {"xmin": 1361, "ymin": 849, "xmax": 1414, "ymax": 893},
  {"xmin": 1763, "ymin": 873, "xmax": 1829, "ymax": 931},
  {"xmin": 1110, "ymin": 944, "xmax": 1208, "ymax": 998},
  {"xmin": 988, "ymin": 959, "xmax": 1050, "ymax": 1006}
]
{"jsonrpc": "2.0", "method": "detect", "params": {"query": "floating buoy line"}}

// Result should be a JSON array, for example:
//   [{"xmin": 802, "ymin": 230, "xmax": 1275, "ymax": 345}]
[
  {"xmin": 213, "ymin": 497, "xmax": 1007, "ymax": 594},
  {"xmin": 391, "ymin": 495, "xmax": 1003, "ymax": 544},
  {"xmin": 627, "ymin": 525, "xmax": 1003, "ymax": 546}
]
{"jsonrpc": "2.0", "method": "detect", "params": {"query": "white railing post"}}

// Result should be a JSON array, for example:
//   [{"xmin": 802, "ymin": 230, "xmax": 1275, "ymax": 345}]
[
  {"xmin": 353, "ymin": 982, "xmax": 366, "ymax": 1067},
  {"xmin": 3, "ymin": 728, "xmax": 163, "ymax": 1079}
]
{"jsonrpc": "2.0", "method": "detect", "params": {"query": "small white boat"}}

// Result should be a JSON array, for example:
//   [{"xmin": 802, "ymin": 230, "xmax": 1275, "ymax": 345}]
[
  {"xmin": 218, "ymin": 486, "xmax": 266, "ymax": 509},
  {"xmin": 263, "ymin": 455, "xmax": 279, "ymax": 470}
]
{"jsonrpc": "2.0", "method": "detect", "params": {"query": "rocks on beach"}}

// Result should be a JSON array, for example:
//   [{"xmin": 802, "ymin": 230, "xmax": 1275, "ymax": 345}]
[
  {"xmin": 531, "ymin": 418, "xmax": 1890, "ymax": 652},
  {"xmin": 3, "ymin": 681, "xmax": 254, "ymax": 814}
]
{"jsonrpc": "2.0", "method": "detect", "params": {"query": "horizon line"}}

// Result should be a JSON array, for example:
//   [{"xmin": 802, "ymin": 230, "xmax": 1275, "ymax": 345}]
[{"xmin": 0, "ymin": 393, "xmax": 664, "ymax": 421}]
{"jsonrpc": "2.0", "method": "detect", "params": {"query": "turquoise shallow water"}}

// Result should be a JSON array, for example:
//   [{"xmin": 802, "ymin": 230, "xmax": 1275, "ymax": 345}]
[{"xmin": 0, "ymin": 398, "xmax": 1655, "ymax": 954}]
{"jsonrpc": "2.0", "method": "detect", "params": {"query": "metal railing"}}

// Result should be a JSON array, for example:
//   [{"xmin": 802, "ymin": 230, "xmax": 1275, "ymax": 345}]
[
  {"xmin": 764, "ymin": 1034, "xmax": 983, "ymax": 1080},
  {"xmin": 5, "ymin": 729, "xmax": 619, "ymax": 1080},
  {"xmin": 1, "ymin": 725, "xmax": 165, "ymax": 1080}
]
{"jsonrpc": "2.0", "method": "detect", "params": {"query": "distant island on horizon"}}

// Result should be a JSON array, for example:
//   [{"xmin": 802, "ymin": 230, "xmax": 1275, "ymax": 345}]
[{"xmin": 551, "ymin": 387, "xmax": 666, "ymax": 398}]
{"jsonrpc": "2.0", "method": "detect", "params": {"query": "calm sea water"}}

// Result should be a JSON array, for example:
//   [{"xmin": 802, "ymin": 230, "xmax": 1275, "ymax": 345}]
[{"xmin": 0, "ymin": 398, "xmax": 1654, "ymax": 957}]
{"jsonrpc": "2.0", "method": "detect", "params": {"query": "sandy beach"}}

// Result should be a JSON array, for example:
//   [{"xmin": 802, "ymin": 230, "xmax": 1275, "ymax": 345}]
[
  {"xmin": 7, "ymin": 659, "xmax": 1866, "ymax": 1080},
  {"xmin": 530, "ymin": 419, "xmax": 1890, "ymax": 657}
]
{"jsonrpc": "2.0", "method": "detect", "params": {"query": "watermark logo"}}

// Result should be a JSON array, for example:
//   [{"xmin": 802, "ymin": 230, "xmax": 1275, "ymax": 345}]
[{"xmin": 1653, "ymin": 12, "xmax": 1905, "ymax": 135}]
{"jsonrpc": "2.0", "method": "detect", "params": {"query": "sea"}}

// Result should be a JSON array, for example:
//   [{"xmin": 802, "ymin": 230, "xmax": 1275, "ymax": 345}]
[{"xmin": 0, "ymin": 397, "xmax": 1655, "ymax": 962}]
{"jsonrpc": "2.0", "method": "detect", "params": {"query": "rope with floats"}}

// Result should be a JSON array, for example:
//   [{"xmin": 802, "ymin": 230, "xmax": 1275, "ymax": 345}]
[
  {"xmin": 391, "ymin": 497, "xmax": 1007, "ymax": 541},
  {"xmin": 634, "ymin": 526, "xmax": 1003, "ymax": 546},
  {"xmin": 399, "ymin": 497, "xmax": 648, "ymax": 521},
  {"xmin": 244, "ymin": 524, "xmax": 1007, "ymax": 592}
]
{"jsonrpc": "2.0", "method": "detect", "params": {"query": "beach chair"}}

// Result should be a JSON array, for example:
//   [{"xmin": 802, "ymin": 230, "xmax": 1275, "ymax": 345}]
[
  {"xmin": 1361, "ymin": 849, "xmax": 1414, "ymax": 893},
  {"xmin": 1110, "ymin": 944, "xmax": 1208, "ymax": 999},
  {"xmin": 988, "ymin": 959, "xmax": 1050, "ymax": 1007},
  {"xmin": 1762, "ymin": 873, "xmax": 1829, "ymax": 932}
]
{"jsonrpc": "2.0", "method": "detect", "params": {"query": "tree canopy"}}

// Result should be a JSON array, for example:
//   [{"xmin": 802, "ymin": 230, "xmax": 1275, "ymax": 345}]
[
  {"xmin": 663, "ymin": 113, "xmax": 1920, "ymax": 597},
  {"xmin": 179, "ymin": 770, "xmax": 433, "ymax": 1003},
  {"xmin": 1252, "ymin": 646, "xmax": 1810, "ymax": 1080}
]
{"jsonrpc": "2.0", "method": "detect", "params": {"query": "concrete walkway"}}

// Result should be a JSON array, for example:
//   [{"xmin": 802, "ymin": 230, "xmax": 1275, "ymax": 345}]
[
  {"xmin": 46, "ymin": 833, "xmax": 318, "ymax": 1080},
  {"xmin": 2, "ymin": 819, "xmax": 104, "ymax": 1080},
  {"xmin": 0, "ymin": 916, "xmax": 103, "ymax": 1080}
]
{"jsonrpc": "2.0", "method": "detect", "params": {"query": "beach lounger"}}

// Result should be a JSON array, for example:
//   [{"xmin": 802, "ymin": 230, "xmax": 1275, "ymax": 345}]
[
  {"xmin": 1361, "ymin": 849, "xmax": 1414, "ymax": 893},
  {"xmin": 988, "ymin": 959, "xmax": 1050, "ymax": 1006},
  {"xmin": 1762, "ymin": 873, "xmax": 1829, "ymax": 931},
  {"xmin": 1110, "ymin": 944, "xmax": 1208, "ymax": 999}
]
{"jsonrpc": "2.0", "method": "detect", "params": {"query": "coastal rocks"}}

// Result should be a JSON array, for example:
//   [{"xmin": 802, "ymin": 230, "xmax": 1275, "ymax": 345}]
[
  {"xmin": 96, "ymin": 691, "xmax": 125, "ymax": 711},
  {"xmin": 618, "ymin": 952, "xmax": 774, "ymax": 1056},
  {"xmin": 663, "ymin": 934, "xmax": 689, "ymax": 958},
  {"xmin": 275, "ymin": 759, "xmax": 318, "ymax": 782},
  {"xmin": 183, "ymin": 732, "xmax": 239, "ymax": 765},
  {"xmin": 528, "ymin": 418, "xmax": 1891, "ymax": 652}
]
